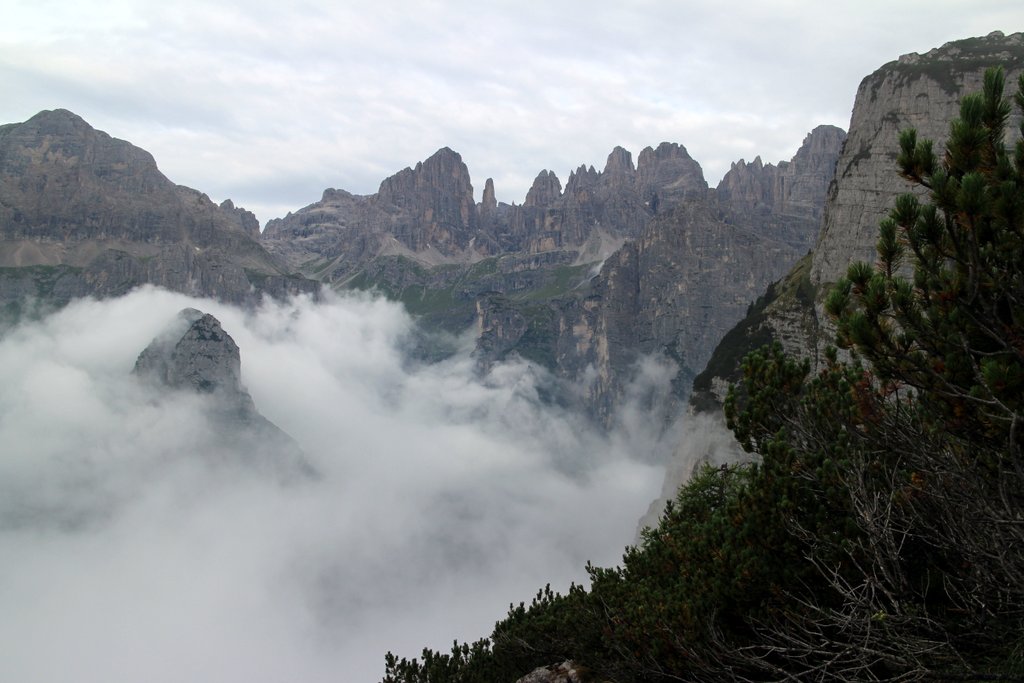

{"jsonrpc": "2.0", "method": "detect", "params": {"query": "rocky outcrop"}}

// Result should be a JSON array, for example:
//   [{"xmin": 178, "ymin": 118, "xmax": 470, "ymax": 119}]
[
  {"xmin": 649, "ymin": 32, "xmax": 1024, "ymax": 548},
  {"xmin": 716, "ymin": 124, "xmax": 846, "ymax": 244},
  {"xmin": 376, "ymin": 147, "xmax": 480, "ymax": 252},
  {"xmin": 480, "ymin": 177, "xmax": 498, "ymax": 219},
  {"xmin": 636, "ymin": 142, "xmax": 708, "ymax": 210},
  {"xmin": 550, "ymin": 197, "xmax": 824, "ymax": 424},
  {"xmin": 326, "ymin": 126, "xmax": 844, "ymax": 426},
  {"xmin": 134, "ymin": 308, "xmax": 254, "ymax": 409},
  {"xmin": 515, "ymin": 661, "xmax": 592, "ymax": 683},
  {"xmin": 0, "ymin": 109, "xmax": 316, "ymax": 309},
  {"xmin": 511, "ymin": 144, "xmax": 709, "ymax": 255},
  {"xmin": 812, "ymin": 31, "xmax": 1024, "ymax": 286},
  {"xmin": 219, "ymin": 199, "xmax": 261, "ymax": 239},
  {"xmin": 523, "ymin": 170, "xmax": 563, "ymax": 207},
  {"xmin": 660, "ymin": 35, "xmax": 1024, "ymax": 531},
  {"xmin": 134, "ymin": 308, "xmax": 312, "ymax": 478}
]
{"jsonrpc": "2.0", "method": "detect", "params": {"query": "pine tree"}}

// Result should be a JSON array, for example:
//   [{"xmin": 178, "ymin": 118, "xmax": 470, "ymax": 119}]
[{"xmin": 727, "ymin": 66, "xmax": 1024, "ymax": 680}]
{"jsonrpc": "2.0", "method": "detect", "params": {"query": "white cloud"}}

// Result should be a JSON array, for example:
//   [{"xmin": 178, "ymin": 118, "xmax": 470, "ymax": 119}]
[
  {"xmin": 0, "ymin": 287, "xmax": 671, "ymax": 682},
  {"xmin": 3, "ymin": 0, "xmax": 1020, "ymax": 223}
]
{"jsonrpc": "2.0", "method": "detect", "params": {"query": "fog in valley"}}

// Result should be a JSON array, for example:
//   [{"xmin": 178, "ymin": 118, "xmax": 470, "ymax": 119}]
[{"xmin": 0, "ymin": 287, "xmax": 678, "ymax": 682}]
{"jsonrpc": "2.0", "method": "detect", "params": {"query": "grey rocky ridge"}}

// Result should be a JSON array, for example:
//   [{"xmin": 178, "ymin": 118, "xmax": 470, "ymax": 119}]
[
  {"xmin": 134, "ymin": 307, "xmax": 311, "ymax": 478},
  {"xmin": 263, "ymin": 126, "xmax": 845, "ymax": 424},
  {"xmin": 0, "ymin": 108, "xmax": 317, "ymax": 319}
]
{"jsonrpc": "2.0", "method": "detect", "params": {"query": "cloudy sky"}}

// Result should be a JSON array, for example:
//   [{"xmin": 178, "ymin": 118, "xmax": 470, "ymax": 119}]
[{"xmin": 2, "ymin": 1, "xmax": 1021, "ymax": 224}]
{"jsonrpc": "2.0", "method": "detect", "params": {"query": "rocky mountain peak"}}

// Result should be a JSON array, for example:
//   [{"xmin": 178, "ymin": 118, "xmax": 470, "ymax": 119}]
[
  {"xmin": 637, "ymin": 141, "xmax": 693, "ymax": 166},
  {"xmin": 133, "ymin": 308, "xmax": 313, "ymax": 478},
  {"xmin": 894, "ymin": 31, "xmax": 1024, "ymax": 75},
  {"xmin": 134, "ymin": 308, "xmax": 251, "ymax": 404},
  {"xmin": 0, "ymin": 109, "xmax": 166, "ymax": 236},
  {"xmin": 799, "ymin": 124, "xmax": 847, "ymax": 159},
  {"xmin": 12, "ymin": 108, "xmax": 136, "ymax": 155},
  {"xmin": 0, "ymin": 109, "xmax": 311, "ymax": 306},
  {"xmin": 421, "ymin": 147, "xmax": 471, "ymax": 185},
  {"xmin": 635, "ymin": 141, "xmax": 709, "ymax": 207},
  {"xmin": 602, "ymin": 146, "xmax": 636, "ymax": 181},
  {"xmin": 524, "ymin": 169, "xmax": 563, "ymax": 207},
  {"xmin": 372, "ymin": 146, "xmax": 478, "ymax": 252},
  {"xmin": 564, "ymin": 164, "xmax": 600, "ymax": 195},
  {"xmin": 219, "ymin": 199, "xmax": 261, "ymax": 238},
  {"xmin": 715, "ymin": 124, "xmax": 845, "ymax": 232},
  {"xmin": 377, "ymin": 147, "xmax": 472, "ymax": 204},
  {"xmin": 481, "ymin": 177, "xmax": 497, "ymax": 212},
  {"xmin": 689, "ymin": 32, "xmax": 1024, "ymax": 419}
]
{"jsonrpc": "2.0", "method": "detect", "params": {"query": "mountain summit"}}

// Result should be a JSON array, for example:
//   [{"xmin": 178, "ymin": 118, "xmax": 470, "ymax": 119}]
[
  {"xmin": 0, "ymin": 109, "xmax": 316, "ymax": 309},
  {"xmin": 134, "ymin": 307, "xmax": 313, "ymax": 479}
]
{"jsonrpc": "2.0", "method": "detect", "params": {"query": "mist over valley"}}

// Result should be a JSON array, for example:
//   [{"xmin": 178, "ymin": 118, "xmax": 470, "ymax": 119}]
[{"xmin": 0, "ymin": 288, "xmax": 670, "ymax": 681}]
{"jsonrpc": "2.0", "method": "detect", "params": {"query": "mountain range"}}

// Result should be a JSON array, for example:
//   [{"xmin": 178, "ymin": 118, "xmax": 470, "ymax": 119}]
[
  {"xmin": 3, "ymin": 30, "xmax": 1022, "ymax": 445},
  {"xmin": 0, "ymin": 102, "xmax": 844, "ymax": 425},
  {"xmin": 3, "ymin": 28, "xmax": 1024, "ymax": 683}
]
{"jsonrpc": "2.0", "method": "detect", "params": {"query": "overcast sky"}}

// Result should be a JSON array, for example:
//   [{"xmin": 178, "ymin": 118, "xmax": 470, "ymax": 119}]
[{"xmin": 2, "ymin": 1, "xmax": 1022, "ymax": 223}]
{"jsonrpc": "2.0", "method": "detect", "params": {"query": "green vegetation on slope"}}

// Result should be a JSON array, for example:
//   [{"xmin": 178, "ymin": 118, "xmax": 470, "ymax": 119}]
[
  {"xmin": 345, "ymin": 254, "xmax": 593, "ymax": 367},
  {"xmin": 381, "ymin": 67, "xmax": 1024, "ymax": 683},
  {"xmin": 0, "ymin": 264, "xmax": 83, "ymax": 328}
]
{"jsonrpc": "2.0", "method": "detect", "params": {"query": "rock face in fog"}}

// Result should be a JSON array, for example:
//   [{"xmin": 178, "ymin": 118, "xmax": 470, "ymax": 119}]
[
  {"xmin": 261, "ymin": 148, "xmax": 489, "ymax": 281},
  {"xmin": 134, "ymin": 308, "xmax": 311, "ymax": 477},
  {"xmin": 716, "ymin": 124, "xmax": 848, "ymax": 243},
  {"xmin": 261, "ymin": 142, "xmax": 712, "ymax": 280},
  {"xmin": 134, "ymin": 308, "xmax": 256, "ymax": 414},
  {"xmin": 0, "ymin": 109, "xmax": 316, "ymax": 310}
]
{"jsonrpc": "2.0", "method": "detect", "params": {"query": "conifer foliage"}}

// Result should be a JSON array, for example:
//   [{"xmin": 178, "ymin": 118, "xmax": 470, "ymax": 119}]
[{"xmin": 729, "ymin": 65, "xmax": 1024, "ymax": 680}]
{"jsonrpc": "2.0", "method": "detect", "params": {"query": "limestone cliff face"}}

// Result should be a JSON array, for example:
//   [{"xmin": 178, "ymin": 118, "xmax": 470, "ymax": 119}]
[
  {"xmin": 636, "ymin": 142, "xmax": 709, "ymax": 209},
  {"xmin": 376, "ymin": 147, "xmax": 480, "ymax": 252},
  {"xmin": 219, "ymin": 199, "xmax": 261, "ymax": 239},
  {"xmin": 812, "ymin": 31, "xmax": 1024, "ymax": 286},
  {"xmin": 523, "ymin": 169, "xmax": 563, "ymax": 207},
  {"xmin": 0, "ymin": 109, "xmax": 315, "ymax": 308},
  {"xmin": 262, "ymin": 148, "xmax": 494, "ymax": 280},
  {"xmin": 546, "ymin": 198, "xmax": 822, "ymax": 424},
  {"xmin": 510, "ymin": 144, "xmax": 709, "ymax": 255},
  {"xmin": 134, "ymin": 308, "xmax": 253, "ymax": 406},
  {"xmin": 691, "ymin": 31, "xmax": 1024, "ymax": 414},
  {"xmin": 716, "ymin": 124, "xmax": 847, "ymax": 244},
  {"xmin": 664, "ymin": 32, "xmax": 1024, "ymax": 539}
]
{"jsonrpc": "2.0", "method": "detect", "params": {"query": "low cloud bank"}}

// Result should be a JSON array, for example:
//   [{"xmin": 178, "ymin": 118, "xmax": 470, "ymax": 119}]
[{"xmin": 0, "ymin": 287, "xmax": 674, "ymax": 682}]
